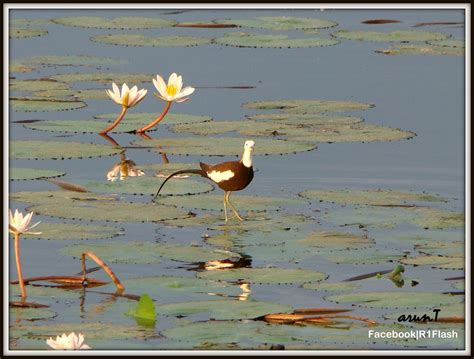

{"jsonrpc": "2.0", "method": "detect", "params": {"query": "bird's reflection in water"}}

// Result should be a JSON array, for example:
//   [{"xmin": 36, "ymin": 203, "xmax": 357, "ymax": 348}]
[
  {"xmin": 106, "ymin": 150, "xmax": 145, "ymax": 182},
  {"xmin": 237, "ymin": 282, "xmax": 251, "ymax": 301}
]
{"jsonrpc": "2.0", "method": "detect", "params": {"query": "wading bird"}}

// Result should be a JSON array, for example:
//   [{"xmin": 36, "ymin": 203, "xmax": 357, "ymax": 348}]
[{"xmin": 152, "ymin": 140, "xmax": 255, "ymax": 222}]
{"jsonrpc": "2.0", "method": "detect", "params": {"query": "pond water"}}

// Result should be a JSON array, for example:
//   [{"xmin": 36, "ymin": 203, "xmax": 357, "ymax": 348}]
[{"xmin": 8, "ymin": 8, "xmax": 466, "ymax": 351}]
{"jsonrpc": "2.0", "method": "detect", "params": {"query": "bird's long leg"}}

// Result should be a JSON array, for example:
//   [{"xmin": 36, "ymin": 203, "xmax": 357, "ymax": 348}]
[
  {"xmin": 226, "ymin": 192, "xmax": 244, "ymax": 221},
  {"xmin": 223, "ymin": 191, "xmax": 229, "ymax": 223}
]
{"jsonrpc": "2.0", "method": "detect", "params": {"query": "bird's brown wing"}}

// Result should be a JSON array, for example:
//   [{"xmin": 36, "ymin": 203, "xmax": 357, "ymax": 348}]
[{"xmin": 205, "ymin": 160, "xmax": 241, "ymax": 174}]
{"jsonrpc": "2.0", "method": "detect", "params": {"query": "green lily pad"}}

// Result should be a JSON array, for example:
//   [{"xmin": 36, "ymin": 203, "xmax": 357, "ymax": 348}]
[
  {"xmin": 10, "ymin": 140, "xmax": 121, "ymax": 160},
  {"xmin": 415, "ymin": 241, "xmax": 463, "ymax": 257},
  {"xmin": 10, "ymin": 97, "xmax": 86, "ymax": 112},
  {"xmin": 96, "ymin": 112, "xmax": 212, "ymax": 125},
  {"xmin": 247, "ymin": 113, "xmax": 363, "ymax": 126},
  {"xmin": 159, "ymin": 193, "xmax": 302, "ymax": 212},
  {"xmin": 51, "ymin": 16, "xmax": 176, "ymax": 29},
  {"xmin": 303, "ymin": 282, "xmax": 361, "ymax": 292},
  {"xmin": 198, "ymin": 267, "xmax": 327, "ymax": 284},
  {"xmin": 19, "ymin": 55, "xmax": 127, "ymax": 67},
  {"xmin": 332, "ymin": 30, "xmax": 450, "ymax": 42},
  {"xmin": 214, "ymin": 32, "xmax": 340, "ymax": 48},
  {"xmin": 377, "ymin": 44, "xmax": 464, "ymax": 56},
  {"xmin": 10, "ymin": 167, "xmax": 65, "ymax": 181},
  {"xmin": 32, "ymin": 88, "xmax": 108, "ymax": 101},
  {"xmin": 131, "ymin": 137, "xmax": 316, "ymax": 156},
  {"xmin": 23, "ymin": 223, "xmax": 121, "ymax": 241},
  {"xmin": 125, "ymin": 294, "xmax": 156, "ymax": 325},
  {"xmin": 300, "ymin": 189, "xmax": 446, "ymax": 206},
  {"xmin": 451, "ymin": 281, "xmax": 464, "ymax": 291},
  {"xmin": 49, "ymin": 72, "xmax": 152, "ymax": 84},
  {"xmin": 411, "ymin": 207, "xmax": 464, "ymax": 229},
  {"xmin": 86, "ymin": 177, "xmax": 213, "ymax": 196},
  {"xmin": 325, "ymin": 248, "xmax": 405, "ymax": 265},
  {"xmin": 158, "ymin": 299, "xmax": 292, "ymax": 320},
  {"xmin": 10, "ymin": 28, "xmax": 48, "ymax": 39},
  {"xmin": 326, "ymin": 291, "xmax": 461, "ymax": 309},
  {"xmin": 92, "ymin": 34, "xmax": 212, "ymax": 47},
  {"xmin": 384, "ymin": 302, "xmax": 464, "ymax": 323},
  {"xmin": 60, "ymin": 241, "xmax": 239, "ymax": 264},
  {"xmin": 218, "ymin": 16, "xmax": 338, "ymax": 31},
  {"xmin": 400, "ymin": 255, "xmax": 464, "ymax": 270},
  {"xmin": 141, "ymin": 162, "xmax": 202, "ymax": 178},
  {"xmin": 10, "ymin": 307, "xmax": 56, "ymax": 322},
  {"xmin": 10, "ymin": 79, "xmax": 70, "ymax": 93},
  {"xmin": 10, "ymin": 284, "xmax": 81, "ymax": 301},
  {"xmin": 427, "ymin": 39, "xmax": 464, "ymax": 48},
  {"xmin": 298, "ymin": 231, "xmax": 374, "ymax": 250},
  {"xmin": 12, "ymin": 190, "xmax": 190, "ymax": 222},
  {"xmin": 243, "ymin": 99, "xmax": 374, "ymax": 114}
]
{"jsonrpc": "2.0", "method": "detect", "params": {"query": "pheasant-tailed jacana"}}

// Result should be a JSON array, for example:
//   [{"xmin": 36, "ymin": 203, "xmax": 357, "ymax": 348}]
[{"xmin": 152, "ymin": 140, "xmax": 255, "ymax": 222}]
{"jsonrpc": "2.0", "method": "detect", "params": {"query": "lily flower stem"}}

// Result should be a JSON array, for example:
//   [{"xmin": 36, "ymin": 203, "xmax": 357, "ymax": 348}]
[
  {"xmin": 14, "ymin": 233, "xmax": 26, "ymax": 298},
  {"xmin": 136, "ymin": 101, "xmax": 172, "ymax": 133},
  {"xmin": 99, "ymin": 106, "xmax": 128, "ymax": 135}
]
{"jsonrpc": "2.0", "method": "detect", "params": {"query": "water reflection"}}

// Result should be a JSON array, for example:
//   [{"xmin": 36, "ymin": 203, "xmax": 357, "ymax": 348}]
[{"xmin": 106, "ymin": 150, "xmax": 145, "ymax": 182}]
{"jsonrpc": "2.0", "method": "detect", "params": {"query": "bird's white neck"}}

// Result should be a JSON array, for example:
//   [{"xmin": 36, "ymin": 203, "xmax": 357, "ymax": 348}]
[{"xmin": 242, "ymin": 148, "xmax": 253, "ymax": 168}]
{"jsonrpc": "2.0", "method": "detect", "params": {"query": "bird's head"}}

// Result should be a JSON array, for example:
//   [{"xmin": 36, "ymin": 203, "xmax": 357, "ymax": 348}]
[{"xmin": 244, "ymin": 140, "xmax": 255, "ymax": 152}]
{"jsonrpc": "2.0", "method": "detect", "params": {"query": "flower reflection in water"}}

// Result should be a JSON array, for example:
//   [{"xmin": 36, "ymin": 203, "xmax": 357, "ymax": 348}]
[
  {"xmin": 203, "ymin": 259, "xmax": 252, "ymax": 301},
  {"xmin": 106, "ymin": 150, "xmax": 145, "ymax": 182}
]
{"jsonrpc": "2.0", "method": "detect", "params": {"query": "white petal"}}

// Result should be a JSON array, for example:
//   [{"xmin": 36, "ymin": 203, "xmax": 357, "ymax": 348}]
[
  {"xmin": 128, "ymin": 86, "xmax": 138, "ymax": 106},
  {"xmin": 168, "ymin": 72, "xmax": 178, "ymax": 87},
  {"xmin": 153, "ymin": 92, "xmax": 169, "ymax": 102},
  {"xmin": 112, "ymin": 82, "xmax": 120, "ymax": 97},
  {"xmin": 174, "ymin": 97, "xmax": 190, "ymax": 103},
  {"xmin": 121, "ymin": 83, "xmax": 130, "ymax": 98},
  {"xmin": 176, "ymin": 75, "xmax": 183, "ymax": 93},
  {"xmin": 178, "ymin": 86, "xmax": 195, "ymax": 98},
  {"xmin": 9, "ymin": 209, "xmax": 15, "ymax": 227},
  {"xmin": 46, "ymin": 338, "xmax": 61, "ymax": 350},
  {"xmin": 153, "ymin": 75, "xmax": 167, "ymax": 97}
]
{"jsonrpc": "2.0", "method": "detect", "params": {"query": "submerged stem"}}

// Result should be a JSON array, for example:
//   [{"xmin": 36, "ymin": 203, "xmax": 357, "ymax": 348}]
[
  {"xmin": 99, "ymin": 106, "xmax": 128, "ymax": 135},
  {"xmin": 136, "ymin": 101, "xmax": 172, "ymax": 133},
  {"xmin": 14, "ymin": 233, "xmax": 27, "ymax": 298}
]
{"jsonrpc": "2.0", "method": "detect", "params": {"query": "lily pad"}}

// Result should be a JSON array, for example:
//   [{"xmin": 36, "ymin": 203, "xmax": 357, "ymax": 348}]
[
  {"xmin": 411, "ymin": 207, "xmax": 464, "ymax": 229},
  {"xmin": 159, "ymin": 194, "xmax": 302, "ymax": 212},
  {"xmin": 326, "ymin": 291, "xmax": 461, "ymax": 309},
  {"xmin": 10, "ymin": 167, "xmax": 65, "ymax": 181},
  {"xmin": 303, "ymin": 282, "xmax": 361, "ymax": 292},
  {"xmin": 10, "ymin": 284, "xmax": 81, "ymax": 301},
  {"xmin": 214, "ymin": 32, "xmax": 340, "ymax": 48},
  {"xmin": 400, "ymin": 255, "xmax": 464, "ymax": 270},
  {"xmin": 32, "ymin": 88, "xmax": 108, "ymax": 101},
  {"xmin": 19, "ymin": 55, "xmax": 127, "ymax": 67},
  {"xmin": 158, "ymin": 299, "xmax": 292, "ymax": 320},
  {"xmin": 51, "ymin": 16, "xmax": 176, "ymax": 29},
  {"xmin": 415, "ymin": 241, "xmax": 463, "ymax": 257},
  {"xmin": 86, "ymin": 177, "xmax": 213, "ymax": 196},
  {"xmin": 91, "ymin": 34, "xmax": 212, "ymax": 47},
  {"xmin": 10, "ymin": 62, "xmax": 35, "ymax": 73},
  {"xmin": 23, "ymin": 223, "xmax": 121, "ymax": 241},
  {"xmin": 10, "ymin": 79, "xmax": 69, "ymax": 93},
  {"xmin": 96, "ymin": 112, "xmax": 211, "ymax": 125},
  {"xmin": 10, "ymin": 97, "xmax": 86, "ymax": 112},
  {"xmin": 209, "ymin": 213, "xmax": 310, "ymax": 232},
  {"xmin": 298, "ymin": 231, "xmax": 374, "ymax": 250},
  {"xmin": 377, "ymin": 44, "xmax": 464, "ymax": 56},
  {"xmin": 10, "ymin": 307, "xmax": 56, "ymax": 322},
  {"xmin": 10, "ymin": 28, "xmax": 48, "ymax": 39},
  {"xmin": 131, "ymin": 137, "xmax": 316, "ymax": 156},
  {"xmin": 217, "ymin": 17, "xmax": 338, "ymax": 31},
  {"xmin": 427, "ymin": 39, "xmax": 464, "ymax": 48},
  {"xmin": 332, "ymin": 30, "xmax": 450, "ymax": 42},
  {"xmin": 49, "ymin": 72, "xmax": 152, "ymax": 84},
  {"xmin": 247, "ymin": 113, "xmax": 363, "ymax": 126},
  {"xmin": 243, "ymin": 99, "xmax": 374, "ymax": 114},
  {"xmin": 60, "ymin": 241, "xmax": 239, "ymax": 264},
  {"xmin": 198, "ymin": 268, "xmax": 327, "ymax": 284},
  {"xmin": 141, "ymin": 162, "xmax": 201, "ymax": 178},
  {"xmin": 325, "ymin": 248, "xmax": 405, "ymax": 265},
  {"xmin": 10, "ymin": 140, "xmax": 121, "ymax": 160},
  {"xmin": 299, "ymin": 189, "xmax": 446, "ymax": 206}
]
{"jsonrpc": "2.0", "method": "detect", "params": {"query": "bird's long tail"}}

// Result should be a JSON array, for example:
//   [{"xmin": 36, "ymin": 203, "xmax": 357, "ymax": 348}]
[{"xmin": 152, "ymin": 169, "xmax": 206, "ymax": 203}]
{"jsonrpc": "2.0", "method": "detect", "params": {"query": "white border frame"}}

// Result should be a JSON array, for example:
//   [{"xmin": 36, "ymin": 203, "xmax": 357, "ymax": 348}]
[{"xmin": 3, "ymin": 3, "xmax": 471, "ymax": 356}]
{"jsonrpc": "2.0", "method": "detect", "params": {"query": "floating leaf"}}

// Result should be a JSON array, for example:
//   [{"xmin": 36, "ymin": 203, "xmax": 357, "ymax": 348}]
[
  {"xmin": 325, "ymin": 248, "xmax": 404, "ymax": 265},
  {"xmin": 415, "ymin": 241, "xmax": 463, "ymax": 257},
  {"xmin": 243, "ymin": 99, "xmax": 374, "ymax": 114},
  {"xmin": 49, "ymin": 72, "xmax": 152, "ymax": 84},
  {"xmin": 10, "ymin": 307, "xmax": 56, "ymax": 322},
  {"xmin": 198, "ymin": 268, "xmax": 327, "ymax": 284},
  {"xmin": 10, "ymin": 62, "xmax": 35, "ymax": 73},
  {"xmin": 217, "ymin": 17, "xmax": 338, "ymax": 31},
  {"xmin": 159, "ymin": 193, "xmax": 302, "ymax": 212},
  {"xmin": 10, "ymin": 140, "xmax": 121, "ymax": 160},
  {"xmin": 411, "ymin": 207, "xmax": 464, "ymax": 229},
  {"xmin": 22, "ymin": 223, "xmax": 121, "ymax": 241},
  {"xmin": 60, "ymin": 241, "xmax": 239, "ymax": 264},
  {"xmin": 210, "ymin": 214, "xmax": 309, "ymax": 232},
  {"xmin": 158, "ymin": 299, "xmax": 292, "ymax": 320},
  {"xmin": 52, "ymin": 16, "xmax": 176, "ymax": 29},
  {"xmin": 377, "ymin": 44, "xmax": 464, "ymax": 56},
  {"xmin": 326, "ymin": 292, "xmax": 461, "ymax": 309},
  {"xmin": 247, "ymin": 113, "xmax": 363, "ymax": 126},
  {"xmin": 131, "ymin": 137, "xmax": 316, "ymax": 156},
  {"xmin": 32, "ymin": 88, "xmax": 108, "ymax": 101},
  {"xmin": 214, "ymin": 32, "xmax": 340, "ymax": 48},
  {"xmin": 95, "ymin": 112, "xmax": 212, "ymax": 125},
  {"xmin": 10, "ymin": 284, "xmax": 80, "ymax": 301},
  {"xmin": 298, "ymin": 231, "xmax": 374, "ymax": 250},
  {"xmin": 427, "ymin": 39, "xmax": 464, "ymax": 48},
  {"xmin": 451, "ymin": 281, "xmax": 464, "ymax": 291},
  {"xmin": 332, "ymin": 30, "xmax": 450, "ymax": 42},
  {"xmin": 19, "ymin": 55, "xmax": 127, "ymax": 67},
  {"xmin": 92, "ymin": 34, "xmax": 212, "ymax": 47},
  {"xmin": 401, "ymin": 255, "xmax": 463, "ymax": 270},
  {"xmin": 141, "ymin": 162, "xmax": 201, "ymax": 178},
  {"xmin": 86, "ymin": 177, "xmax": 213, "ymax": 196},
  {"xmin": 10, "ymin": 28, "xmax": 48, "ymax": 39},
  {"xmin": 10, "ymin": 97, "xmax": 86, "ymax": 112},
  {"xmin": 303, "ymin": 282, "xmax": 361, "ymax": 292},
  {"xmin": 300, "ymin": 189, "xmax": 446, "ymax": 206},
  {"xmin": 10, "ymin": 167, "xmax": 65, "ymax": 181},
  {"xmin": 125, "ymin": 294, "xmax": 156, "ymax": 326},
  {"xmin": 10, "ymin": 79, "xmax": 69, "ymax": 93}
]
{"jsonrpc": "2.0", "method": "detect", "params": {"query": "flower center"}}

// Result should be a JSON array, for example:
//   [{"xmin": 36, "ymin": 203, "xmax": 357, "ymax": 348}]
[
  {"xmin": 122, "ymin": 92, "xmax": 129, "ymax": 107},
  {"xmin": 167, "ymin": 84, "xmax": 178, "ymax": 97}
]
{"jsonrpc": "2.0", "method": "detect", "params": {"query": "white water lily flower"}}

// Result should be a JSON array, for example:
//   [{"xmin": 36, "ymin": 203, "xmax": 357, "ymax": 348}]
[
  {"xmin": 153, "ymin": 73, "xmax": 195, "ymax": 103},
  {"xmin": 46, "ymin": 332, "xmax": 91, "ymax": 350},
  {"xmin": 106, "ymin": 82, "xmax": 147, "ymax": 108},
  {"xmin": 9, "ymin": 209, "xmax": 41, "ymax": 235}
]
